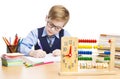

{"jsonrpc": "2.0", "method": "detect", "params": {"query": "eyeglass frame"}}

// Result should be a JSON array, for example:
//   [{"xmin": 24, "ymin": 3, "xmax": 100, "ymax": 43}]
[{"xmin": 47, "ymin": 21, "xmax": 63, "ymax": 31}]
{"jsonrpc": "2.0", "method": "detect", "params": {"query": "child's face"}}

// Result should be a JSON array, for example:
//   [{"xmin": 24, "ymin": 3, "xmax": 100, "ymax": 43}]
[{"xmin": 46, "ymin": 19, "xmax": 65, "ymax": 36}]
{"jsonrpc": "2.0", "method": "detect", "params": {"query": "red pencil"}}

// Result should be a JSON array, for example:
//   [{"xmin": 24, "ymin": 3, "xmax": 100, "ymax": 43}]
[
  {"xmin": 13, "ymin": 34, "xmax": 19, "ymax": 45},
  {"xmin": 33, "ymin": 61, "xmax": 54, "ymax": 66}
]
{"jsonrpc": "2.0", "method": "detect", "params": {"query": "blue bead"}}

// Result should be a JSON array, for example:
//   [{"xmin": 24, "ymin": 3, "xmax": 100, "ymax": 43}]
[{"xmin": 104, "ymin": 51, "xmax": 110, "ymax": 55}]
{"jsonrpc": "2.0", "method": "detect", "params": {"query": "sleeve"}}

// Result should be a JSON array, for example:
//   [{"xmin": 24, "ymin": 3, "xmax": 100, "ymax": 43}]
[
  {"xmin": 64, "ymin": 30, "xmax": 71, "ymax": 36},
  {"xmin": 19, "ymin": 29, "xmax": 38, "ymax": 56}
]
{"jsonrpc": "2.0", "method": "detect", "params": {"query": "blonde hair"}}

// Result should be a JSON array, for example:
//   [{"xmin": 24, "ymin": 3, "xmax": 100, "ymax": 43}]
[{"xmin": 48, "ymin": 5, "xmax": 70, "ymax": 24}]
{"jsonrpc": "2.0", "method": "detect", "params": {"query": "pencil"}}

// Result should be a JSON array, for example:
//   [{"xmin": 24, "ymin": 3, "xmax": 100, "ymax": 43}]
[
  {"xmin": 2, "ymin": 37, "xmax": 11, "ymax": 45},
  {"xmin": 2, "ymin": 37, "xmax": 12, "ymax": 53},
  {"xmin": 24, "ymin": 62, "xmax": 33, "ymax": 68},
  {"xmin": 14, "ymin": 38, "xmax": 23, "ymax": 52},
  {"xmin": 37, "ymin": 39, "xmax": 43, "ymax": 50},
  {"xmin": 13, "ymin": 34, "xmax": 18, "ymax": 45},
  {"xmin": 33, "ymin": 61, "xmax": 54, "ymax": 67}
]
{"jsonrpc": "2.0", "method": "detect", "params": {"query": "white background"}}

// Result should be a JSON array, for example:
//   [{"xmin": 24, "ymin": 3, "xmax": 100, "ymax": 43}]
[{"xmin": 0, "ymin": 0, "xmax": 120, "ymax": 55}]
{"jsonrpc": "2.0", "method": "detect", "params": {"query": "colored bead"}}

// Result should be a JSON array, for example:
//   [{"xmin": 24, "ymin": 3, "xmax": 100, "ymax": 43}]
[
  {"xmin": 104, "ymin": 51, "xmax": 110, "ymax": 55},
  {"xmin": 104, "ymin": 56, "xmax": 110, "ymax": 60},
  {"xmin": 78, "ymin": 39, "xmax": 97, "ymax": 43}
]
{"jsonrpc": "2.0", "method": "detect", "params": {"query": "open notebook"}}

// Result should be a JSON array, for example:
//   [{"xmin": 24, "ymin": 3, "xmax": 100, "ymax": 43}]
[{"xmin": 22, "ymin": 53, "xmax": 60, "ymax": 66}]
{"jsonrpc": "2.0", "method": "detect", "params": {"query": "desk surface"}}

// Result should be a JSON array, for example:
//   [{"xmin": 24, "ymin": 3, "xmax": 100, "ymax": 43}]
[{"xmin": 0, "ymin": 62, "xmax": 120, "ymax": 79}]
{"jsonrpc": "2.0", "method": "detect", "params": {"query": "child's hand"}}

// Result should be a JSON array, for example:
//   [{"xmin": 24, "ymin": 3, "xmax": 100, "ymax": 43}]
[
  {"xmin": 52, "ymin": 49, "xmax": 61, "ymax": 56},
  {"xmin": 29, "ymin": 49, "xmax": 46, "ymax": 58}
]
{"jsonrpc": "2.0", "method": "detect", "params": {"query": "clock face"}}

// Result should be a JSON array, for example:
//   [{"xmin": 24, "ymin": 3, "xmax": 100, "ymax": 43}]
[{"xmin": 61, "ymin": 37, "xmax": 78, "ymax": 72}]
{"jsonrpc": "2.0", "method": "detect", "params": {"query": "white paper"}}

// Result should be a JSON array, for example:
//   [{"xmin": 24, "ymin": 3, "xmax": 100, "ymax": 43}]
[{"xmin": 23, "ymin": 53, "xmax": 60, "ymax": 65}]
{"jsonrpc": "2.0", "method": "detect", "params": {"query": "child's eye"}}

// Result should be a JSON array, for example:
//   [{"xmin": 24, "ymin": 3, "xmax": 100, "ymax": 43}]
[{"xmin": 55, "ymin": 27, "xmax": 60, "ymax": 30}]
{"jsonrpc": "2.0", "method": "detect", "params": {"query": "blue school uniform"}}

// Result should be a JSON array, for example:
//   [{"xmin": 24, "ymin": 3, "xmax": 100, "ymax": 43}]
[{"xmin": 35, "ymin": 27, "xmax": 64, "ymax": 54}]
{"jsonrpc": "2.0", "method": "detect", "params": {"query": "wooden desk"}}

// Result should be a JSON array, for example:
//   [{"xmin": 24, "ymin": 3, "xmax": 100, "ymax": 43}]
[{"xmin": 0, "ymin": 62, "xmax": 120, "ymax": 79}]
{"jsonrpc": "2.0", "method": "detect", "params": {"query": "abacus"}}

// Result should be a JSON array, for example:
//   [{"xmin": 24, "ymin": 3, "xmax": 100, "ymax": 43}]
[{"xmin": 59, "ymin": 37, "xmax": 117, "ymax": 76}]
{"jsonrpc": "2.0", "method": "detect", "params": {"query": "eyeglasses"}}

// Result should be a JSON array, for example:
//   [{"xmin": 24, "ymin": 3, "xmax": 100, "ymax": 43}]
[{"xmin": 47, "ymin": 21, "xmax": 63, "ymax": 31}]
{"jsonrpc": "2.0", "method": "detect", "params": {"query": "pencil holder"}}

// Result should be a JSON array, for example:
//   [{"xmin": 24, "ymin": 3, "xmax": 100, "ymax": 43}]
[{"xmin": 7, "ymin": 45, "xmax": 18, "ymax": 53}]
